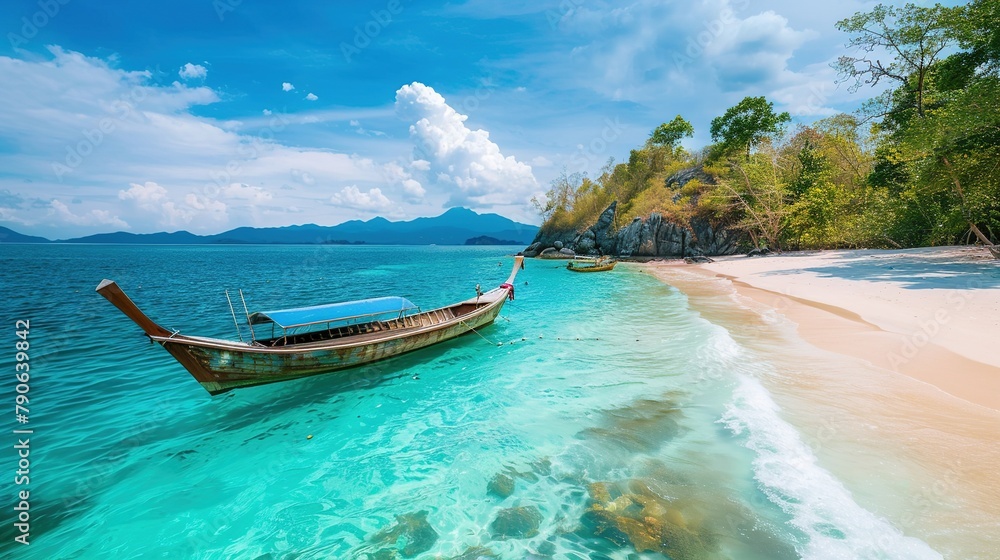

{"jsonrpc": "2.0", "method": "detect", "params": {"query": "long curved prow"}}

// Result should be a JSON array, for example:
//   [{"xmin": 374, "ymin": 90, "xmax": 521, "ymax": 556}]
[
  {"xmin": 95, "ymin": 279, "xmax": 172, "ymax": 338},
  {"xmin": 504, "ymin": 256, "xmax": 524, "ymax": 285},
  {"xmin": 497, "ymin": 256, "xmax": 525, "ymax": 301}
]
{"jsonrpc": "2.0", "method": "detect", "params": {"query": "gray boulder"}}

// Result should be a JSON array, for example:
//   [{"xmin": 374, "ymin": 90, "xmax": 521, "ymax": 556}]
[{"xmin": 576, "ymin": 235, "xmax": 596, "ymax": 254}]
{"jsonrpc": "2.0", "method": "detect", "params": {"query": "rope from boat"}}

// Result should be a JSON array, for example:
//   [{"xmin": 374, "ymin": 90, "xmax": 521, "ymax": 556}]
[{"xmin": 460, "ymin": 319, "xmax": 499, "ymax": 346}]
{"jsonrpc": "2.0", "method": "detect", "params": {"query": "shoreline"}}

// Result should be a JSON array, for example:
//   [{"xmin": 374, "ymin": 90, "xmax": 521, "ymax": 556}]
[
  {"xmin": 644, "ymin": 246, "xmax": 1000, "ymax": 412},
  {"xmin": 641, "ymin": 247, "xmax": 1000, "ymax": 558}
]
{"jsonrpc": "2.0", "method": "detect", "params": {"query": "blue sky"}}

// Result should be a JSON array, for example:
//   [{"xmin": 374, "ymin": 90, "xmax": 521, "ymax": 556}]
[{"xmin": 0, "ymin": 0, "xmax": 941, "ymax": 238}]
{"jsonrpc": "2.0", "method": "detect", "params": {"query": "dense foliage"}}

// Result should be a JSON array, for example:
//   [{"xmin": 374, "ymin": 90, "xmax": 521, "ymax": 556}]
[{"xmin": 535, "ymin": 1, "xmax": 1000, "ymax": 253}]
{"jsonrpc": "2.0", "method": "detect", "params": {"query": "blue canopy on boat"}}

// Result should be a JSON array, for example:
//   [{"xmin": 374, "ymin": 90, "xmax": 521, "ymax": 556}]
[{"xmin": 248, "ymin": 296, "xmax": 418, "ymax": 329}]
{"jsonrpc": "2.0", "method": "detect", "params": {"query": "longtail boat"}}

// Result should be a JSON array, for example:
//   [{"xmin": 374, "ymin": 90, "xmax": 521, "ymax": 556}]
[
  {"xmin": 566, "ymin": 259, "xmax": 617, "ymax": 273},
  {"xmin": 97, "ymin": 256, "xmax": 524, "ymax": 395}
]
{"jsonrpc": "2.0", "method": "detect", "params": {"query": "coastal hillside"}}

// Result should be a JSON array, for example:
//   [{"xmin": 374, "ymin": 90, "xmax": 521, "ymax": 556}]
[
  {"xmin": 0, "ymin": 226, "xmax": 49, "ymax": 243},
  {"xmin": 0, "ymin": 208, "xmax": 538, "ymax": 246},
  {"xmin": 527, "ymin": 0, "xmax": 1000, "ymax": 259}
]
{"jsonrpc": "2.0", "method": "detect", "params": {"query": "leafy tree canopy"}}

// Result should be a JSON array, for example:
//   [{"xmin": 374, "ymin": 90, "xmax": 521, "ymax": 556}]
[
  {"xmin": 650, "ymin": 116, "xmax": 694, "ymax": 149},
  {"xmin": 709, "ymin": 96, "xmax": 791, "ymax": 156}
]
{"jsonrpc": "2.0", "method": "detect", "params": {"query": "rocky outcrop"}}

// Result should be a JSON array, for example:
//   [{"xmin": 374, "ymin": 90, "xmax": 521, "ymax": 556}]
[
  {"xmin": 521, "ymin": 168, "xmax": 745, "ymax": 258},
  {"xmin": 523, "ymin": 204, "xmax": 742, "ymax": 259},
  {"xmin": 665, "ymin": 166, "xmax": 715, "ymax": 190},
  {"xmin": 538, "ymin": 247, "xmax": 576, "ymax": 259},
  {"xmin": 591, "ymin": 201, "xmax": 618, "ymax": 253},
  {"xmin": 615, "ymin": 213, "xmax": 741, "ymax": 257}
]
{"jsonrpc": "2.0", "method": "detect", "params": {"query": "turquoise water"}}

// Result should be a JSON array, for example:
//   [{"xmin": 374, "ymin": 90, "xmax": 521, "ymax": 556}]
[{"xmin": 0, "ymin": 245, "xmax": 940, "ymax": 559}]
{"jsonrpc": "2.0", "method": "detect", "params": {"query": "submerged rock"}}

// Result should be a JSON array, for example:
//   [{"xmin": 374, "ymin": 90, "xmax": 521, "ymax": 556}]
[
  {"xmin": 487, "ymin": 473, "xmax": 516, "ymax": 498},
  {"xmin": 371, "ymin": 510, "xmax": 439, "ymax": 558},
  {"xmin": 581, "ymin": 480, "xmax": 721, "ymax": 560},
  {"xmin": 366, "ymin": 549, "xmax": 399, "ymax": 560},
  {"xmin": 441, "ymin": 546, "xmax": 498, "ymax": 559},
  {"xmin": 580, "ymin": 399, "xmax": 685, "ymax": 453},
  {"xmin": 490, "ymin": 506, "xmax": 542, "ymax": 539}
]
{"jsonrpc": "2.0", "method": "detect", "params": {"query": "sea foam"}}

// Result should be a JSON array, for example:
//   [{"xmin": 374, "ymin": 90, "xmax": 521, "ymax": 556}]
[{"xmin": 722, "ymin": 374, "xmax": 942, "ymax": 560}]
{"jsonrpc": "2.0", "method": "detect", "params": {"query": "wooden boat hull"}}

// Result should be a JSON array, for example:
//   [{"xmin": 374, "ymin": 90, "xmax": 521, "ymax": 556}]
[
  {"xmin": 567, "ymin": 262, "xmax": 617, "ymax": 272},
  {"xmin": 97, "ymin": 257, "xmax": 523, "ymax": 396},
  {"xmin": 158, "ymin": 297, "xmax": 506, "ymax": 395}
]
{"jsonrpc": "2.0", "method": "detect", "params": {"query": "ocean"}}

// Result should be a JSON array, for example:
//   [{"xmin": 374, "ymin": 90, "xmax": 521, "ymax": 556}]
[{"xmin": 0, "ymin": 244, "xmax": 977, "ymax": 559}]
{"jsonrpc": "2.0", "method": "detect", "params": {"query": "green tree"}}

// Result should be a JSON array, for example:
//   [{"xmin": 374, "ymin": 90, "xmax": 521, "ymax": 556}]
[
  {"xmin": 710, "ymin": 96, "xmax": 791, "ymax": 156},
  {"xmin": 834, "ymin": 3, "xmax": 953, "ymax": 118},
  {"xmin": 650, "ymin": 116, "xmax": 694, "ymax": 149},
  {"xmin": 840, "ymin": 1, "xmax": 1000, "ymax": 255}
]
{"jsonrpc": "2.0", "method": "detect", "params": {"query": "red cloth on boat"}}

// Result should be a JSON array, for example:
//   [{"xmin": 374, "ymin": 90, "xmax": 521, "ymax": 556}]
[{"xmin": 500, "ymin": 283, "xmax": 514, "ymax": 301}]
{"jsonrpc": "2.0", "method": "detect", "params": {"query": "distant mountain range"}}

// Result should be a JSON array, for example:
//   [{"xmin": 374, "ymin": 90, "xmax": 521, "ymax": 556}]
[{"xmin": 0, "ymin": 208, "xmax": 538, "ymax": 246}]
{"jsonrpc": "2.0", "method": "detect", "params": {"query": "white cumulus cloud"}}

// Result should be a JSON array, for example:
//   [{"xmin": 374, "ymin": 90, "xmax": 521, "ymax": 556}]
[
  {"xmin": 382, "ymin": 161, "xmax": 426, "ymax": 201},
  {"xmin": 282, "ymin": 82, "xmax": 295, "ymax": 92},
  {"xmin": 184, "ymin": 193, "xmax": 228, "ymax": 218},
  {"xmin": 330, "ymin": 185, "xmax": 392, "ymax": 211},
  {"xmin": 394, "ymin": 81, "xmax": 538, "ymax": 207},
  {"xmin": 118, "ymin": 181, "xmax": 224, "ymax": 227},
  {"xmin": 305, "ymin": 92, "xmax": 318, "ymax": 101},
  {"xmin": 118, "ymin": 181, "xmax": 168, "ymax": 208},
  {"xmin": 221, "ymin": 183, "xmax": 273, "ymax": 204},
  {"xmin": 178, "ymin": 63, "xmax": 207, "ymax": 80},
  {"xmin": 50, "ymin": 199, "xmax": 128, "ymax": 229},
  {"xmin": 401, "ymin": 179, "xmax": 425, "ymax": 198}
]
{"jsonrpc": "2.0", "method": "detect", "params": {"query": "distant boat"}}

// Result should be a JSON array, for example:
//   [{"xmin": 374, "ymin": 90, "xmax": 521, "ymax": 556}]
[
  {"xmin": 97, "ymin": 257, "xmax": 524, "ymax": 395},
  {"xmin": 567, "ymin": 258, "xmax": 617, "ymax": 273}
]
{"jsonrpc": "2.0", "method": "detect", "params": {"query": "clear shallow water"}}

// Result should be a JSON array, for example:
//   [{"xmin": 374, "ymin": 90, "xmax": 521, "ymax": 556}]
[{"xmin": 0, "ymin": 245, "xmax": 942, "ymax": 559}]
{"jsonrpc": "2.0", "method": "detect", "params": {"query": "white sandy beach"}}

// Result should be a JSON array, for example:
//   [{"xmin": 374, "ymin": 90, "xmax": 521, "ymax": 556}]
[
  {"xmin": 645, "ymin": 246, "xmax": 1000, "ymax": 558},
  {"xmin": 650, "ymin": 246, "xmax": 1000, "ymax": 411}
]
